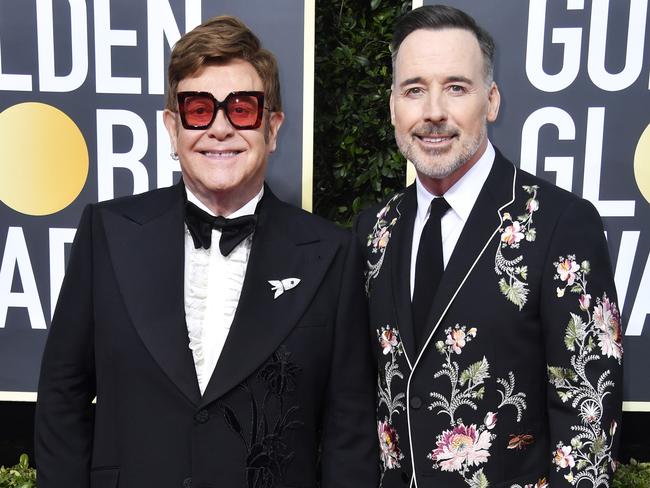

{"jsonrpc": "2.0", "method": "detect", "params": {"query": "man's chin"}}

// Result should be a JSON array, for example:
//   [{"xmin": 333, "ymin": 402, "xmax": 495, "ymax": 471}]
[{"xmin": 411, "ymin": 157, "xmax": 466, "ymax": 180}]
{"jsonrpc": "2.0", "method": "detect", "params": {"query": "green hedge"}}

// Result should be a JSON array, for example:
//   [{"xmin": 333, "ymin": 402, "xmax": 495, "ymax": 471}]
[
  {"xmin": 314, "ymin": 0, "xmax": 411, "ymax": 226},
  {"xmin": 0, "ymin": 454, "xmax": 35, "ymax": 488}
]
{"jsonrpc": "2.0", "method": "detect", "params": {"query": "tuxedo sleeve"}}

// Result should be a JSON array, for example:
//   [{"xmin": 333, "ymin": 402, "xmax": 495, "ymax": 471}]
[
  {"xmin": 320, "ymin": 232, "xmax": 379, "ymax": 488},
  {"xmin": 35, "ymin": 204, "xmax": 97, "ymax": 488},
  {"xmin": 540, "ymin": 198, "xmax": 623, "ymax": 486}
]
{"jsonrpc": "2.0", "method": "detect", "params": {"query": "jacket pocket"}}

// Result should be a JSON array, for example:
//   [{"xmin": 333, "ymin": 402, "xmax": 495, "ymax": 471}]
[{"xmin": 90, "ymin": 467, "xmax": 119, "ymax": 488}]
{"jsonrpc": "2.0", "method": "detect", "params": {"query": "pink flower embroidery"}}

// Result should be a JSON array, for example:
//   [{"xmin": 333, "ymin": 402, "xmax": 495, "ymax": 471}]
[
  {"xmin": 610, "ymin": 420, "xmax": 618, "ymax": 437},
  {"xmin": 378, "ymin": 420, "xmax": 403, "ymax": 469},
  {"xmin": 483, "ymin": 411, "xmax": 497, "ymax": 430},
  {"xmin": 556, "ymin": 258, "xmax": 580, "ymax": 286},
  {"xmin": 379, "ymin": 328, "xmax": 399, "ymax": 355},
  {"xmin": 554, "ymin": 445, "xmax": 576, "ymax": 469},
  {"xmin": 376, "ymin": 205, "xmax": 389, "ymax": 221},
  {"xmin": 526, "ymin": 198, "xmax": 539, "ymax": 213},
  {"xmin": 501, "ymin": 221, "xmax": 524, "ymax": 245},
  {"xmin": 578, "ymin": 293, "xmax": 591, "ymax": 311},
  {"xmin": 594, "ymin": 296, "xmax": 623, "ymax": 360},
  {"xmin": 446, "ymin": 328, "xmax": 468, "ymax": 354},
  {"xmin": 429, "ymin": 424, "xmax": 492, "ymax": 472},
  {"xmin": 373, "ymin": 227, "xmax": 391, "ymax": 250}
]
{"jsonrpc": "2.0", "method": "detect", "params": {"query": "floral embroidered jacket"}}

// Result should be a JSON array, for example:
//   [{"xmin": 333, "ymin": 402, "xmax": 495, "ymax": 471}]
[{"xmin": 355, "ymin": 150, "xmax": 623, "ymax": 488}]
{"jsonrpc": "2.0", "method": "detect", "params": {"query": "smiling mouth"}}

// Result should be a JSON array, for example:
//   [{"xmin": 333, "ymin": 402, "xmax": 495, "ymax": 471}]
[
  {"xmin": 416, "ymin": 134, "xmax": 455, "ymax": 144},
  {"xmin": 200, "ymin": 150, "xmax": 243, "ymax": 158}
]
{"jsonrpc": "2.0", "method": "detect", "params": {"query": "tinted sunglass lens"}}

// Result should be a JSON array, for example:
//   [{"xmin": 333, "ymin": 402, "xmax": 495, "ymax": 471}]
[
  {"xmin": 226, "ymin": 95, "xmax": 260, "ymax": 128},
  {"xmin": 183, "ymin": 95, "xmax": 215, "ymax": 127}
]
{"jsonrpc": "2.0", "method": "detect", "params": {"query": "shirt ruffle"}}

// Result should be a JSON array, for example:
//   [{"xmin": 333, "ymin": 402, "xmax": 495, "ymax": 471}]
[{"xmin": 184, "ymin": 227, "xmax": 252, "ymax": 394}]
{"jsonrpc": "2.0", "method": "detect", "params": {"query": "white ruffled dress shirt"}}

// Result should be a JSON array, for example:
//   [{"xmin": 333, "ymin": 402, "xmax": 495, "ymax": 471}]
[
  {"xmin": 410, "ymin": 141, "xmax": 495, "ymax": 298},
  {"xmin": 184, "ymin": 187, "xmax": 263, "ymax": 395}
]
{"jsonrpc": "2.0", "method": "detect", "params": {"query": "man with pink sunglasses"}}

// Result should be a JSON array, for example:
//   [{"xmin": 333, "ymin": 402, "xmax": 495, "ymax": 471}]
[{"xmin": 36, "ymin": 15, "xmax": 377, "ymax": 488}]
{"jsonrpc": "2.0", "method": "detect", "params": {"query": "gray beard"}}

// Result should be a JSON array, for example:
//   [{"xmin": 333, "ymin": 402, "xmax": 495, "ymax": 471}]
[{"xmin": 396, "ymin": 123, "xmax": 486, "ymax": 180}]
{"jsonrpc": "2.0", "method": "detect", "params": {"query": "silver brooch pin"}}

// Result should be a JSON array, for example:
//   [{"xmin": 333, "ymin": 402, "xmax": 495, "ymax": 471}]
[{"xmin": 268, "ymin": 278, "xmax": 301, "ymax": 299}]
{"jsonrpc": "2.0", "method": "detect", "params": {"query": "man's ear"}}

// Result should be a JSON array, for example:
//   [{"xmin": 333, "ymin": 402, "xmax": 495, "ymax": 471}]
[
  {"xmin": 266, "ymin": 111, "xmax": 285, "ymax": 152},
  {"xmin": 163, "ymin": 109, "xmax": 179, "ymax": 152},
  {"xmin": 486, "ymin": 82, "xmax": 500, "ymax": 123},
  {"xmin": 389, "ymin": 88, "xmax": 396, "ymax": 127}
]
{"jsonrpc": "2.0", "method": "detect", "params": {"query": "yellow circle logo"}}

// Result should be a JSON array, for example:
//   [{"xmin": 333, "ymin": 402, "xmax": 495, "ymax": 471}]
[
  {"xmin": 635, "ymin": 124, "xmax": 650, "ymax": 204},
  {"xmin": 0, "ymin": 102, "xmax": 88, "ymax": 216}
]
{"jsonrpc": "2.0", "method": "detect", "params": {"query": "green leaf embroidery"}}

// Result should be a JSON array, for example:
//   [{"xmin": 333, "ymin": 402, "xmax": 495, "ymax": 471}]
[
  {"xmin": 498, "ymin": 276, "xmax": 528, "ymax": 309},
  {"xmin": 460, "ymin": 358, "xmax": 490, "ymax": 386},
  {"xmin": 591, "ymin": 435, "xmax": 606, "ymax": 455},
  {"xmin": 565, "ymin": 313, "xmax": 586, "ymax": 351},
  {"xmin": 498, "ymin": 278, "xmax": 509, "ymax": 294},
  {"xmin": 468, "ymin": 469, "xmax": 489, "ymax": 488},
  {"xmin": 548, "ymin": 366, "xmax": 578, "ymax": 385}
]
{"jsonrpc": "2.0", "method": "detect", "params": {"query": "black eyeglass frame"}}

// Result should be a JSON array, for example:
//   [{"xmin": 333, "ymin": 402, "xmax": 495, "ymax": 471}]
[{"xmin": 176, "ymin": 90, "xmax": 266, "ymax": 130}]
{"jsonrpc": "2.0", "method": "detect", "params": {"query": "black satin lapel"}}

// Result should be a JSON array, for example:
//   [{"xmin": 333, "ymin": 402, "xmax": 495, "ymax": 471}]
[
  {"xmin": 389, "ymin": 187, "xmax": 418, "ymax": 361},
  {"xmin": 103, "ymin": 187, "xmax": 201, "ymax": 405},
  {"xmin": 199, "ymin": 196, "xmax": 338, "ymax": 407},
  {"xmin": 420, "ymin": 155, "xmax": 517, "ymax": 348}
]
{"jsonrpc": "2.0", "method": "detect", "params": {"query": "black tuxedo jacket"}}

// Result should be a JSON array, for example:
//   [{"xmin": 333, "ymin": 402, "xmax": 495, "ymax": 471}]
[
  {"xmin": 35, "ymin": 183, "xmax": 378, "ymax": 488},
  {"xmin": 355, "ymin": 150, "xmax": 623, "ymax": 488}
]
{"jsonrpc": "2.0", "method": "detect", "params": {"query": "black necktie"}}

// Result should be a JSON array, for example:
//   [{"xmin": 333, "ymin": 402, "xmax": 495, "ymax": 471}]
[
  {"xmin": 185, "ymin": 201, "xmax": 257, "ymax": 256},
  {"xmin": 412, "ymin": 197, "xmax": 450, "ymax": 350}
]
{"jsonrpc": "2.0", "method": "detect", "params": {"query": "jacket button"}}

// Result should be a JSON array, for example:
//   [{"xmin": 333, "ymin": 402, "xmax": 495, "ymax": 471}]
[
  {"xmin": 410, "ymin": 396, "xmax": 422, "ymax": 409},
  {"xmin": 194, "ymin": 409, "xmax": 209, "ymax": 423},
  {"xmin": 182, "ymin": 477, "xmax": 192, "ymax": 488}
]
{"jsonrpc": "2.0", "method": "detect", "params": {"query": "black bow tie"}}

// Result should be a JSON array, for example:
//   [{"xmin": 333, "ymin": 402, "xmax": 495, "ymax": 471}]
[{"xmin": 185, "ymin": 201, "xmax": 257, "ymax": 256}]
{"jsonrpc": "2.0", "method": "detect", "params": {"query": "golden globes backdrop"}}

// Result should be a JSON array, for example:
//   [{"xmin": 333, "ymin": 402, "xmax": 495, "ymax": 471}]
[
  {"xmin": 0, "ymin": 0, "xmax": 314, "ymax": 399},
  {"xmin": 418, "ymin": 0, "xmax": 649, "ymax": 409}
]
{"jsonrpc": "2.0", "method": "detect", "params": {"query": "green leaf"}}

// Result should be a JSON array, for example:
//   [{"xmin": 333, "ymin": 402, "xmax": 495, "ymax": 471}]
[
  {"xmin": 548, "ymin": 366, "xmax": 578, "ymax": 385},
  {"xmin": 501, "ymin": 279, "xmax": 527, "ymax": 309},
  {"xmin": 587, "ymin": 335, "xmax": 595, "ymax": 352},
  {"xmin": 591, "ymin": 435, "xmax": 606, "ymax": 455},
  {"xmin": 570, "ymin": 284, "xmax": 583, "ymax": 293},
  {"xmin": 498, "ymin": 278, "xmax": 509, "ymax": 294},
  {"xmin": 460, "ymin": 357, "xmax": 490, "ymax": 386},
  {"xmin": 468, "ymin": 468, "xmax": 489, "ymax": 488},
  {"xmin": 565, "ymin": 313, "xmax": 585, "ymax": 351}
]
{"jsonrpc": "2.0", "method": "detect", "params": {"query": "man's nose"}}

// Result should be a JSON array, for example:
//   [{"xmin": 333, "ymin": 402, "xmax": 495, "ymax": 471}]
[
  {"xmin": 422, "ymin": 91, "xmax": 447, "ymax": 123},
  {"xmin": 206, "ymin": 107, "xmax": 235, "ymax": 138}
]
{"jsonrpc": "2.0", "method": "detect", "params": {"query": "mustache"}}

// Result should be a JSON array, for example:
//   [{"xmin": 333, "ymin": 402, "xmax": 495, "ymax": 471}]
[{"xmin": 412, "ymin": 122, "xmax": 458, "ymax": 137}]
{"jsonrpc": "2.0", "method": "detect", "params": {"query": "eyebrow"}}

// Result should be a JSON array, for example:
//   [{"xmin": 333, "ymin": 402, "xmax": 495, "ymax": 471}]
[
  {"xmin": 446, "ymin": 75, "xmax": 473, "ymax": 85},
  {"xmin": 398, "ymin": 75, "xmax": 474, "ymax": 88},
  {"xmin": 398, "ymin": 76, "xmax": 425, "ymax": 88}
]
